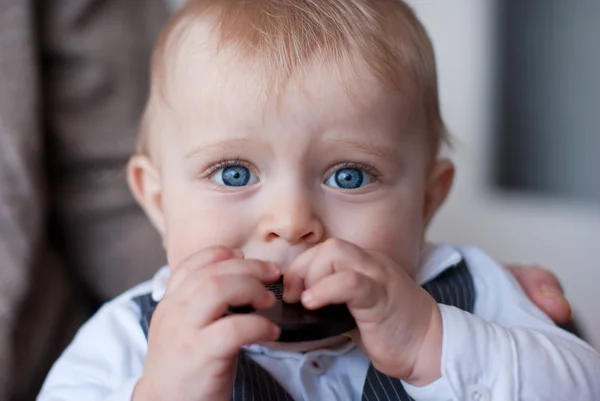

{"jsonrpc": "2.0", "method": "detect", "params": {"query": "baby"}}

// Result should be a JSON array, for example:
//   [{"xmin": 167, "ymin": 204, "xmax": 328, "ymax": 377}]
[{"xmin": 38, "ymin": 1, "xmax": 600, "ymax": 400}]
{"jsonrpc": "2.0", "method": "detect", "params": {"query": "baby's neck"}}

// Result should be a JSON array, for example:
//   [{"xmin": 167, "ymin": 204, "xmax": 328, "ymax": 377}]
[{"xmin": 260, "ymin": 334, "xmax": 351, "ymax": 353}]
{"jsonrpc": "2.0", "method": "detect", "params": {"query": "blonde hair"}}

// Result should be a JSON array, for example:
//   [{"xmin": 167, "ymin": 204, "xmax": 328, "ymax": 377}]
[{"xmin": 138, "ymin": 0, "xmax": 447, "ymax": 156}]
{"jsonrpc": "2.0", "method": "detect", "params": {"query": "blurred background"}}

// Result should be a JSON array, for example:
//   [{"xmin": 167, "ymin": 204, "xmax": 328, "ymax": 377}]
[
  {"xmin": 408, "ymin": 0, "xmax": 600, "ymax": 347},
  {"xmin": 0, "ymin": 1, "xmax": 599, "ymax": 400}
]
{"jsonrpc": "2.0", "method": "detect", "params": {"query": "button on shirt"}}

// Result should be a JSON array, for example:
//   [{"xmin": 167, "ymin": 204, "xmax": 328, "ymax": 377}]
[
  {"xmin": 467, "ymin": 385, "xmax": 490, "ymax": 401},
  {"xmin": 37, "ymin": 245, "xmax": 600, "ymax": 401},
  {"xmin": 246, "ymin": 341, "xmax": 369, "ymax": 401}
]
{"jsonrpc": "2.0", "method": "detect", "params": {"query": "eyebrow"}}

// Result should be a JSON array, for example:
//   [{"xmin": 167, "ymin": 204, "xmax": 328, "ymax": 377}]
[
  {"xmin": 324, "ymin": 139, "xmax": 397, "ymax": 162},
  {"xmin": 184, "ymin": 138, "xmax": 261, "ymax": 159},
  {"xmin": 184, "ymin": 137, "xmax": 397, "ymax": 162}
]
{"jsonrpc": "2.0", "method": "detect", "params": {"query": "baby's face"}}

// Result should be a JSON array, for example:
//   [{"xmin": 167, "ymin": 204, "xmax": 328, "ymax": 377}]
[{"xmin": 136, "ymin": 48, "xmax": 451, "ymax": 278}]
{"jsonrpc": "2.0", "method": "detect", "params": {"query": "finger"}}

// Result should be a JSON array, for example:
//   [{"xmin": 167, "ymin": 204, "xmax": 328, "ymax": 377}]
[
  {"xmin": 534, "ymin": 292, "xmax": 573, "ymax": 325},
  {"xmin": 283, "ymin": 246, "xmax": 319, "ymax": 303},
  {"xmin": 171, "ymin": 259, "xmax": 281, "ymax": 300},
  {"xmin": 303, "ymin": 239, "xmax": 372, "ymax": 291},
  {"xmin": 201, "ymin": 315, "xmax": 281, "ymax": 358},
  {"xmin": 190, "ymin": 275, "xmax": 277, "ymax": 327},
  {"xmin": 202, "ymin": 258, "xmax": 280, "ymax": 282},
  {"xmin": 301, "ymin": 271, "xmax": 380, "ymax": 311},
  {"xmin": 170, "ymin": 258, "xmax": 281, "ymax": 302},
  {"xmin": 508, "ymin": 265, "xmax": 572, "ymax": 324},
  {"xmin": 284, "ymin": 238, "xmax": 368, "ymax": 303},
  {"xmin": 346, "ymin": 328, "xmax": 365, "ymax": 350},
  {"xmin": 168, "ymin": 246, "xmax": 244, "ymax": 292},
  {"xmin": 508, "ymin": 264, "xmax": 564, "ymax": 293}
]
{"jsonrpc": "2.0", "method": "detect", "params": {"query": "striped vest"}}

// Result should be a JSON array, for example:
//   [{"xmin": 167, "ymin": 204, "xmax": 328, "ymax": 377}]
[{"xmin": 133, "ymin": 259, "xmax": 475, "ymax": 401}]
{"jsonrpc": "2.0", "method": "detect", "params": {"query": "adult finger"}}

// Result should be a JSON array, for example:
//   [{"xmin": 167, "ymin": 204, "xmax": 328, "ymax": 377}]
[{"xmin": 508, "ymin": 264, "xmax": 572, "ymax": 325}]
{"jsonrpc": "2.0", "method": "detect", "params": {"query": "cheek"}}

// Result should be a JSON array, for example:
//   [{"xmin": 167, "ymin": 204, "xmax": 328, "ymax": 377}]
[
  {"xmin": 160, "ymin": 183, "xmax": 249, "ymax": 268},
  {"xmin": 324, "ymin": 191, "xmax": 425, "ymax": 272}
]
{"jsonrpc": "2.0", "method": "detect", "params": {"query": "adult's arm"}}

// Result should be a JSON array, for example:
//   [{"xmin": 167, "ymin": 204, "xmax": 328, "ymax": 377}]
[{"xmin": 0, "ymin": 2, "xmax": 44, "ymax": 398}]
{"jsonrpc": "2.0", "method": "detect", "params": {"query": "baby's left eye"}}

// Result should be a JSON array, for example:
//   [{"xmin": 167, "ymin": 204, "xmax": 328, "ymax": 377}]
[{"xmin": 325, "ymin": 168, "xmax": 374, "ymax": 189}]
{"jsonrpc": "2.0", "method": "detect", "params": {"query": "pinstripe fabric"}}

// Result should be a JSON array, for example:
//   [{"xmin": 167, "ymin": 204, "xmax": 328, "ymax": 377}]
[
  {"xmin": 361, "ymin": 259, "xmax": 474, "ymax": 401},
  {"xmin": 131, "ymin": 293, "xmax": 156, "ymax": 338},
  {"xmin": 233, "ymin": 351, "xmax": 295, "ymax": 401},
  {"xmin": 132, "ymin": 259, "xmax": 475, "ymax": 401},
  {"xmin": 130, "ymin": 296, "xmax": 296, "ymax": 401}
]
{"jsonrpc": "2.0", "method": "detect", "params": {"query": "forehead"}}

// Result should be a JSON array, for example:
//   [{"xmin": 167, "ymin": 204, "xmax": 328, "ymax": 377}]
[{"xmin": 161, "ymin": 25, "xmax": 420, "ymax": 138}]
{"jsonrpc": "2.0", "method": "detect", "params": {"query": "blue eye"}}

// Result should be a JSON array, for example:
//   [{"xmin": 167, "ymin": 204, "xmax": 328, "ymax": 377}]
[
  {"xmin": 212, "ymin": 165, "xmax": 259, "ymax": 187},
  {"xmin": 325, "ymin": 168, "xmax": 373, "ymax": 189}
]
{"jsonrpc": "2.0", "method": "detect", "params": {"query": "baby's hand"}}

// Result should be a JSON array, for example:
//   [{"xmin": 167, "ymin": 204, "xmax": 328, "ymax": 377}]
[
  {"xmin": 133, "ymin": 247, "xmax": 281, "ymax": 401},
  {"xmin": 283, "ymin": 239, "xmax": 442, "ymax": 386}
]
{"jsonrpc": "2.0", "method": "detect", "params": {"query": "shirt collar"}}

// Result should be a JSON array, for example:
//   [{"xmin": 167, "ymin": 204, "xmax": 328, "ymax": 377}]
[
  {"xmin": 244, "ymin": 338, "xmax": 356, "ymax": 359},
  {"xmin": 415, "ymin": 243, "xmax": 463, "ymax": 285},
  {"xmin": 151, "ymin": 266, "xmax": 171, "ymax": 302}
]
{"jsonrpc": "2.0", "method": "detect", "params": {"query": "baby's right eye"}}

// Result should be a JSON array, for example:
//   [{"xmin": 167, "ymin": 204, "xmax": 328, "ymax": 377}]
[{"xmin": 211, "ymin": 165, "xmax": 259, "ymax": 187}]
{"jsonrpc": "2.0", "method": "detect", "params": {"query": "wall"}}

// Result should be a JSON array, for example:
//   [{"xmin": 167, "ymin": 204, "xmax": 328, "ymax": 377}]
[{"xmin": 407, "ymin": 0, "xmax": 600, "ymax": 347}]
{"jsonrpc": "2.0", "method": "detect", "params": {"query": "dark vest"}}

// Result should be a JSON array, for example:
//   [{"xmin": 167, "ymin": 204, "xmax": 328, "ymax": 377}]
[{"xmin": 132, "ymin": 259, "xmax": 475, "ymax": 401}]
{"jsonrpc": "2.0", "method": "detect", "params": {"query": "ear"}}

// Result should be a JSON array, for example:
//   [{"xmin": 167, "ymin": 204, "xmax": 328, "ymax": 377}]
[
  {"xmin": 127, "ymin": 155, "xmax": 166, "ymax": 237},
  {"xmin": 423, "ymin": 159, "xmax": 455, "ymax": 227}
]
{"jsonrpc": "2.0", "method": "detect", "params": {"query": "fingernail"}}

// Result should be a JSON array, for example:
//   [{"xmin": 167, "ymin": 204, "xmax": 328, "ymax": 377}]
[
  {"xmin": 540, "ymin": 284, "xmax": 562, "ymax": 299},
  {"xmin": 233, "ymin": 249, "xmax": 244, "ymax": 258},
  {"xmin": 282, "ymin": 287, "xmax": 291, "ymax": 303},
  {"xmin": 301, "ymin": 291, "xmax": 315, "ymax": 307},
  {"xmin": 268, "ymin": 262, "xmax": 280, "ymax": 274},
  {"xmin": 271, "ymin": 324, "xmax": 281, "ymax": 340}
]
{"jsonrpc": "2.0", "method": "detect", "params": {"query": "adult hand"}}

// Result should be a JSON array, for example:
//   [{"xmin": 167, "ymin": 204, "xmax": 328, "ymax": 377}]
[{"xmin": 508, "ymin": 264, "xmax": 572, "ymax": 325}]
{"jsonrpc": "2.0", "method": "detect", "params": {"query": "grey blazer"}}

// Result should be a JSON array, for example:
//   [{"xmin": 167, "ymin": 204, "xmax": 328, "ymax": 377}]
[{"xmin": 0, "ymin": 1, "xmax": 169, "ymax": 399}]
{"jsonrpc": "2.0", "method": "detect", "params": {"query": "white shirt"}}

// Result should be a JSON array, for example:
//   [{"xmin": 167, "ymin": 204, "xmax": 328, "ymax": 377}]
[{"xmin": 37, "ymin": 244, "xmax": 600, "ymax": 401}]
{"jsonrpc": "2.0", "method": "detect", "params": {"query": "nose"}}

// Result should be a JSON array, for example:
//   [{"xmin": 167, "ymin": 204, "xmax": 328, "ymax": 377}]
[{"xmin": 258, "ymin": 190, "xmax": 324, "ymax": 246}]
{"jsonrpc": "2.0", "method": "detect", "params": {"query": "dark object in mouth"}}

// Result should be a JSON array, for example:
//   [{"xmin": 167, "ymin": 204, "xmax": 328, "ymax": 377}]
[{"xmin": 228, "ymin": 276, "xmax": 357, "ymax": 342}]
